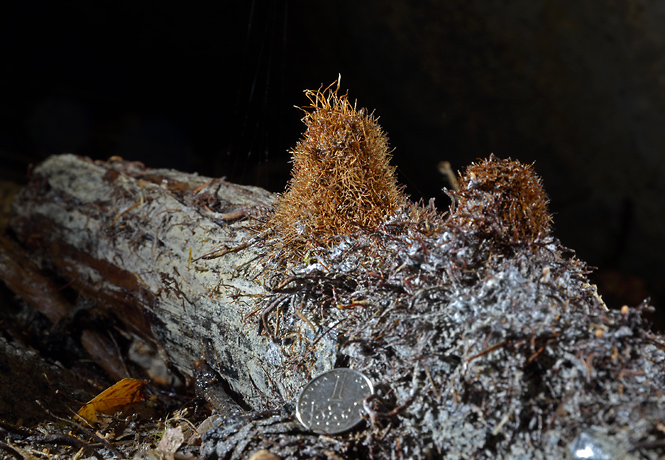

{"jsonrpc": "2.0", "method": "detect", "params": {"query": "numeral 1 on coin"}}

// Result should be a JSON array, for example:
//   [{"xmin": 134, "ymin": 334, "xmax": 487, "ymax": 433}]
[{"xmin": 329, "ymin": 372, "xmax": 347, "ymax": 401}]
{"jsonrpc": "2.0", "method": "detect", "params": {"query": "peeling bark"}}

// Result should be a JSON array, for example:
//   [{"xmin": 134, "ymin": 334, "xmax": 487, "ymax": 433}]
[{"xmin": 7, "ymin": 154, "xmax": 336, "ymax": 409}]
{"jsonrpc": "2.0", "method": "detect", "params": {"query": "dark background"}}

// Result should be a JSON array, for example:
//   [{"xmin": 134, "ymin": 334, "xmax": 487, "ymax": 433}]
[{"xmin": 1, "ymin": 1, "xmax": 663, "ymax": 323}]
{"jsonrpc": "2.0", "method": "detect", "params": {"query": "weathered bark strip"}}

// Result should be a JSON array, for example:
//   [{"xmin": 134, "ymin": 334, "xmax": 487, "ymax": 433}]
[
  {"xmin": 0, "ymin": 234, "xmax": 130, "ymax": 380},
  {"xmin": 0, "ymin": 234, "xmax": 71, "ymax": 324},
  {"xmin": 8, "ymin": 154, "xmax": 336, "ymax": 409}
]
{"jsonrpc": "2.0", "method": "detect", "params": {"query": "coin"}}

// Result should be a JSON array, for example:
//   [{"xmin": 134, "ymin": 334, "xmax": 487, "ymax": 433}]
[{"xmin": 296, "ymin": 368, "xmax": 373, "ymax": 434}]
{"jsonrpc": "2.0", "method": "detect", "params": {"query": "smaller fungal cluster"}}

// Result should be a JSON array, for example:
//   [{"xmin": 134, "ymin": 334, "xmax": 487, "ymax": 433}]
[{"xmin": 448, "ymin": 154, "xmax": 552, "ymax": 244}]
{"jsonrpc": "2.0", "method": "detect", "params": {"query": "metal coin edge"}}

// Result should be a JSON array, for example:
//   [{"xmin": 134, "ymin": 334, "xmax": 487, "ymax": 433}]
[{"xmin": 295, "ymin": 368, "xmax": 374, "ymax": 434}]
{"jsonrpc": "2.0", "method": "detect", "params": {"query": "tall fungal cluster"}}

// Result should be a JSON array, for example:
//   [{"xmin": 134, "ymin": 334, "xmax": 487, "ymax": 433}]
[{"xmin": 267, "ymin": 79, "xmax": 406, "ymax": 257}]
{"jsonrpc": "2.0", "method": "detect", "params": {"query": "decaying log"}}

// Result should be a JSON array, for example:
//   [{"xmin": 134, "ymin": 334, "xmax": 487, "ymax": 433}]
[
  {"xmin": 6, "ymin": 153, "xmax": 665, "ymax": 459},
  {"xmin": 7, "ymin": 154, "xmax": 336, "ymax": 409}
]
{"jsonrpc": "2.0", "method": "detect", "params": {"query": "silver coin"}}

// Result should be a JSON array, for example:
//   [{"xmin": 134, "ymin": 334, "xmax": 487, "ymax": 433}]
[{"xmin": 296, "ymin": 368, "xmax": 373, "ymax": 434}]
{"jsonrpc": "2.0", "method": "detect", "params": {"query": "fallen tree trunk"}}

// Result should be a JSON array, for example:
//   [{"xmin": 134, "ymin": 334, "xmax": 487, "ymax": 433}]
[
  {"xmin": 7, "ymin": 154, "xmax": 336, "ymax": 409},
  {"xmin": 6, "ymin": 153, "xmax": 665, "ymax": 459}
]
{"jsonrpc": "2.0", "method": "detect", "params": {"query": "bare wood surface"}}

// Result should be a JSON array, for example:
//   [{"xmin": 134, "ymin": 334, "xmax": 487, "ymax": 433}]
[{"xmin": 7, "ymin": 154, "xmax": 336, "ymax": 409}]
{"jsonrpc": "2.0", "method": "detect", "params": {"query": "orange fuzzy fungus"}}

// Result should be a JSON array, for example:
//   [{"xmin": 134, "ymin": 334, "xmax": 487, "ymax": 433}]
[
  {"xmin": 448, "ymin": 155, "xmax": 552, "ymax": 243},
  {"xmin": 268, "ymin": 79, "xmax": 406, "ymax": 256}
]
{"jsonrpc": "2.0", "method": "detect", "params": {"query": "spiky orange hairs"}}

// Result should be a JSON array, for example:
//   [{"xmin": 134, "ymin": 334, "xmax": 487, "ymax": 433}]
[
  {"xmin": 268, "ymin": 79, "xmax": 406, "ymax": 257},
  {"xmin": 448, "ymin": 155, "xmax": 552, "ymax": 243}
]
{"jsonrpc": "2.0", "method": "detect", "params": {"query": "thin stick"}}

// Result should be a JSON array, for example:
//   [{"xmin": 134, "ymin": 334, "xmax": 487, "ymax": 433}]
[
  {"xmin": 35, "ymin": 400, "xmax": 125, "ymax": 459},
  {"xmin": 466, "ymin": 340, "xmax": 508, "ymax": 363}
]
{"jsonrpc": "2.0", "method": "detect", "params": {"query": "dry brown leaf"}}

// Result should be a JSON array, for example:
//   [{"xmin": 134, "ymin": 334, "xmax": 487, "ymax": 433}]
[{"xmin": 76, "ymin": 378, "xmax": 147, "ymax": 424}]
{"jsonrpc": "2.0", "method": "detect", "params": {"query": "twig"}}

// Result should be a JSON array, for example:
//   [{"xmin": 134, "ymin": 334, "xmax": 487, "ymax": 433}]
[
  {"xmin": 362, "ymin": 393, "xmax": 415, "ymax": 428},
  {"xmin": 466, "ymin": 340, "xmax": 508, "ymax": 363},
  {"xmin": 111, "ymin": 199, "xmax": 148, "ymax": 225},
  {"xmin": 0, "ymin": 440, "xmax": 24, "ymax": 460},
  {"xmin": 27, "ymin": 434, "xmax": 96, "ymax": 457},
  {"xmin": 219, "ymin": 207, "xmax": 250, "ymax": 221},
  {"xmin": 437, "ymin": 161, "xmax": 459, "ymax": 191},
  {"xmin": 0, "ymin": 419, "xmax": 33, "ymax": 437},
  {"xmin": 261, "ymin": 295, "xmax": 289, "ymax": 339},
  {"xmin": 193, "ymin": 239, "xmax": 252, "ymax": 261},
  {"xmin": 35, "ymin": 400, "xmax": 125, "ymax": 459}
]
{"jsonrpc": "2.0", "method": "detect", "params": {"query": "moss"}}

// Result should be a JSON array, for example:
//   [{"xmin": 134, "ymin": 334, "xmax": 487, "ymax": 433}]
[{"xmin": 267, "ymin": 79, "xmax": 406, "ymax": 259}]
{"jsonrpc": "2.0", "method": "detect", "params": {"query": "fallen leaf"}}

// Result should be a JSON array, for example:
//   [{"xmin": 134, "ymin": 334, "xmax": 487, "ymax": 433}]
[
  {"xmin": 76, "ymin": 378, "xmax": 147, "ymax": 424},
  {"xmin": 156, "ymin": 425, "xmax": 185, "ymax": 460}
]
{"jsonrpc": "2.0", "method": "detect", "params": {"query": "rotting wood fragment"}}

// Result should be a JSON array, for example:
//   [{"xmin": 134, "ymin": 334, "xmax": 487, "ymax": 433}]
[{"xmin": 7, "ymin": 154, "xmax": 337, "ymax": 411}]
